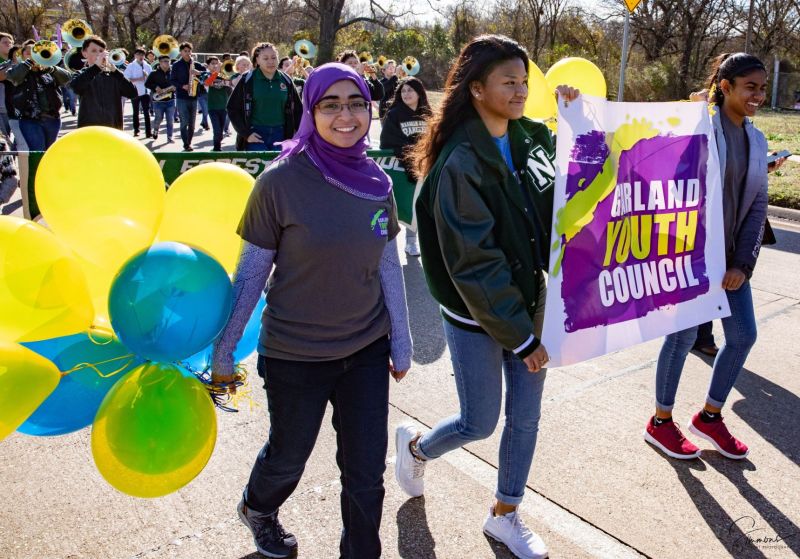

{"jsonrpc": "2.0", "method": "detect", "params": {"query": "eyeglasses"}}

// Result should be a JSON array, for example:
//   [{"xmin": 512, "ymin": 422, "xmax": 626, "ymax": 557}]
[{"xmin": 316, "ymin": 100, "xmax": 370, "ymax": 115}]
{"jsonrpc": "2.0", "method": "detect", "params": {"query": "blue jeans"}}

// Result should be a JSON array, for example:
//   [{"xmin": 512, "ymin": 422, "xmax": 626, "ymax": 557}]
[
  {"xmin": 209, "ymin": 108, "xmax": 226, "ymax": 150},
  {"xmin": 197, "ymin": 94, "xmax": 209, "ymax": 128},
  {"xmin": 61, "ymin": 86, "xmax": 76, "ymax": 114},
  {"xmin": 18, "ymin": 117, "xmax": 61, "ymax": 151},
  {"xmin": 247, "ymin": 124, "xmax": 284, "ymax": 151},
  {"xmin": 152, "ymin": 100, "xmax": 175, "ymax": 140},
  {"xmin": 655, "ymin": 282, "xmax": 757, "ymax": 410},
  {"xmin": 176, "ymin": 98, "xmax": 197, "ymax": 148},
  {"xmin": 417, "ymin": 281, "xmax": 547, "ymax": 506},
  {"xmin": 246, "ymin": 336, "xmax": 390, "ymax": 559}
]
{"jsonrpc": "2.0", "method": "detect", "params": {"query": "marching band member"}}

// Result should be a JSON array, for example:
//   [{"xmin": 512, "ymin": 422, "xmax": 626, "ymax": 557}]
[
  {"xmin": 70, "ymin": 36, "xmax": 137, "ymax": 129},
  {"xmin": 145, "ymin": 54, "xmax": 176, "ymax": 143},
  {"xmin": 169, "ymin": 42, "xmax": 206, "ymax": 152},
  {"xmin": 123, "ymin": 47, "xmax": 152, "ymax": 138}
]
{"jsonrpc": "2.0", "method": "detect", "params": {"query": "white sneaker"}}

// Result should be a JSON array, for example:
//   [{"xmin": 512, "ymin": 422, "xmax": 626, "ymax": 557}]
[
  {"xmin": 483, "ymin": 507, "xmax": 548, "ymax": 559},
  {"xmin": 394, "ymin": 422, "xmax": 426, "ymax": 497},
  {"xmin": 405, "ymin": 239, "xmax": 420, "ymax": 257}
]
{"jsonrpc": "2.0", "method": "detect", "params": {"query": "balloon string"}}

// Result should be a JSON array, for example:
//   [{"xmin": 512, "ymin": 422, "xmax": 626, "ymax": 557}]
[
  {"xmin": 60, "ymin": 354, "xmax": 136, "ymax": 378},
  {"xmin": 191, "ymin": 363, "xmax": 254, "ymax": 413}
]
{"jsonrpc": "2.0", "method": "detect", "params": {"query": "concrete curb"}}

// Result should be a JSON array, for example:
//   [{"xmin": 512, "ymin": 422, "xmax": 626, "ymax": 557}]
[{"xmin": 768, "ymin": 204, "xmax": 800, "ymax": 222}]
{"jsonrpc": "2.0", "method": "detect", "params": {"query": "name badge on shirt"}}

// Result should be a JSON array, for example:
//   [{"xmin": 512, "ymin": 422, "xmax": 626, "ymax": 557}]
[{"xmin": 371, "ymin": 209, "xmax": 389, "ymax": 237}]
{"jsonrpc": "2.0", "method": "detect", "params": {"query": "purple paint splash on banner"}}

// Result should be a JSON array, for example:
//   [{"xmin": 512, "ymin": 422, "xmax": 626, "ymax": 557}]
[
  {"xmin": 566, "ymin": 130, "xmax": 608, "ymax": 201},
  {"xmin": 560, "ymin": 133, "xmax": 710, "ymax": 332}
]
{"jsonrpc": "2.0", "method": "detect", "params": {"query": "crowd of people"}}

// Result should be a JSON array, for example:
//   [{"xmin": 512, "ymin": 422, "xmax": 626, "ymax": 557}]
[
  {"xmin": 0, "ymin": 28, "xmax": 784, "ymax": 559},
  {"xmin": 0, "ymin": 32, "xmax": 414, "ymax": 155}
]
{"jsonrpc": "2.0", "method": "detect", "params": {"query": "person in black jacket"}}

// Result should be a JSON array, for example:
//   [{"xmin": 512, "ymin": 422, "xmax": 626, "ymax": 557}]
[
  {"xmin": 145, "ymin": 55, "xmax": 177, "ymax": 143},
  {"xmin": 227, "ymin": 42, "xmax": 302, "ymax": 151},
  {"xmin": 338, "ymin": 50, "xmax": 384, "ymax": 103},
  {"xmin": 378, "ymin": 60, "xmax": 397, "ymax": 119},
  {"xmin": 170, "ymin": 42, "xmax": 206, "ymax": 151},
  {"xmin": 379, "ymin": 77, "xmax": 431, "ymax": 256},
  {"xmin": 70, "ymin": 36, "xmax": 137, "ymax": 129},
  {"xmin": 7, "ymin": 54, "xmax": 71, "ymax": 150}
]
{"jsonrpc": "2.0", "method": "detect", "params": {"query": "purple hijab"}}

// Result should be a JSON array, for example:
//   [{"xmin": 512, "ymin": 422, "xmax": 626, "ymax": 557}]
[{"xmin": 274, "ymin": 63, "xmax": 392, "ymax": 200}]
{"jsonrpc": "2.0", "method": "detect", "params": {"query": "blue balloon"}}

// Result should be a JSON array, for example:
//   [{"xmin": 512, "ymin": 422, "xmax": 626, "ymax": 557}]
[
  {"xmin": 19, "ymin": 332, "xmax": 143, "ymax": 436},
  {"xmin": 180, "ymin": 292, "xmax": 266, "ymax": 372},
  {"xmin": 109, "ymin": 242, "xmax": 233, "ymax": 362}
]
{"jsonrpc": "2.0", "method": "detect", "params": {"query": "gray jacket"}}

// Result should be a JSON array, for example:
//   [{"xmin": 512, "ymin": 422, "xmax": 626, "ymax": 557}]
[{"xmin": 711, "ymin": 109, "xmax": 768, "ymax": 278}]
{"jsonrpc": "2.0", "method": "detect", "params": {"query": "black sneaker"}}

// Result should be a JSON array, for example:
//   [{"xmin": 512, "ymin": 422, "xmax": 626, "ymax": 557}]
[{"xmin": 237, "ymin": 497, "xmax": 298, "ymax": 558}]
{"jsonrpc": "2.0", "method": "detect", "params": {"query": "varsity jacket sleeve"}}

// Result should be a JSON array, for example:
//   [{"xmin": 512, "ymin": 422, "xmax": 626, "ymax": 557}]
[
  {"xmin": 6, "ymin": 61, "xmax": 31, "ymax": 86},
  {"xmin": 433, "ymin": 147, "xmax": 539, "ymax": 358},
  {"xmin": 226, "ymin": 75, "xmax": 249, "ymax": 137},
  {"xmin": 367, "ymin": 77, "xmax": 384, "ymax": 102}
]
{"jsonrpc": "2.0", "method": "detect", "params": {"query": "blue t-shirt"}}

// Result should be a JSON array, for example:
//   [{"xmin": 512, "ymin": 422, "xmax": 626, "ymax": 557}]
[{"xmin": 492, "ymin": 133, "xmax": 516, "ymax": 174}]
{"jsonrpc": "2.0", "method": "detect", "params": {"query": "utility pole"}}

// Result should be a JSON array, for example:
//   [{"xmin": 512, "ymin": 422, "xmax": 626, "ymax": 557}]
[
  {"xmin": 618, "ymin": 0, "xmax": 641, "ymax": 101},
  {"xmin": 159, "ymin": 0, "xmax": 166, "ymax": 34}
]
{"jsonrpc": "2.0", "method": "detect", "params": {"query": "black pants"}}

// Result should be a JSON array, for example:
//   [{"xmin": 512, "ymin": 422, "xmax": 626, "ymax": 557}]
[
  {"xmin": 131, "ymin": 94, "xmax": 151, "ymax": 136},
  {"xmin": 209, "ymin": 109, "xmax": 226, "ymax": 151},
  {"xmin": 694, "ymin": 321, "xmax": 715, "ymax": 348},
  {"xmin": 245, "ymin": 336, "xmax": 390, "ymax": 559}
]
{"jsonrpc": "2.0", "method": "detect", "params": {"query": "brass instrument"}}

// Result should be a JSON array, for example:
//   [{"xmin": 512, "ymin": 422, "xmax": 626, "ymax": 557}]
[
  {"xmin": 376, "ymin": 55, "xmax": 388, "ymax": 69},
  {"xmin": 221, "ymin": 59, "xmax": 235, "ymax": 79},
  {"xmin": 153, "ymin": 85, "xmax": 176, "ymax": 101},
  {"xmin": 153, "ymin": 34, "xmax": 179, "ymax": 60},
  {"xmin": 293, "ymin": 39, "xmax": 317, "ymax": 60},
  {"xmin": 62, "ymin": 18, "xmax": 92, "ymax": 49},
  {"xmin": 63, "ymin": 47, "xmax": 80, "ymax": 70},
  {"xmin": 109, "ymin": 48, "xmax": 127, "ymax": 67},
  {"xmin": 359, "ymin": 51, "xmax": 373, "ymax": 64},
  {"xmin": 402, "ymin": 56, "xmax": 420, "ymax": 76},
  {"xmin": 31, "ymin": 40, "xmax": 63, "ymax": 68}
]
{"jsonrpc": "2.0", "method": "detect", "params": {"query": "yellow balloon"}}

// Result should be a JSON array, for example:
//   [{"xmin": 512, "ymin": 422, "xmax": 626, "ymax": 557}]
[
  {"xmin": 545, "ymin": 57, "xmax": 607, "ymax": 99},
  {"xmin": 35, "ymin": 127, "xmax": 166, "ymax": 325},
  {"xmin": 91, "ymin": 362, "xmax": 217, "ymax": 498},
  {"xmin": 0, "ymin": 341, "xmax": 61, "ymax": 441},
  {"xmin": 157, "ymin": 163, "xmax": 255, "ymax": 273},
  {"xmin": 524, "ymin": 59, "xmax": 557, "ymax": 121},
  {"xmin": 0, "ymin": 216, "xmax": 93, "ymax": 342}
]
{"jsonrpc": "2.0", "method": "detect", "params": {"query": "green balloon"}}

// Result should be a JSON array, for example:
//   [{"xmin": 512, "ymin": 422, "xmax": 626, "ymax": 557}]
[{"xmin": 91, "ymin": 362, "xmax": 217, "ymax": 497}]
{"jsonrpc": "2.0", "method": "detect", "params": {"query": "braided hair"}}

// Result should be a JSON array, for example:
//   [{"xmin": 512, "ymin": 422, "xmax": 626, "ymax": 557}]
[{"xmin": 706, "ymin": 52, "xmax": 766, "ymax": 106}]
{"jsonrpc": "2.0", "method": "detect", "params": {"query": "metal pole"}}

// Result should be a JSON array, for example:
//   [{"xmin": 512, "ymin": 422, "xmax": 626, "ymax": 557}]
[
  {"xmin": 618, "ymin": 10, "xmax": 630, "ymax": 101},
  {"xmin": 159, "ymin": 0, "xmax": 166, "ymax": 34},
  {"xmin": 771, "ymin": 54, "xmax": 779, "ymax": 109}
]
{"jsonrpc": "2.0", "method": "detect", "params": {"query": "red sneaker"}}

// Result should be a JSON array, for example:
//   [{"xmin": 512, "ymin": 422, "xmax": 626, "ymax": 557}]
[
  {"xmin": 644, "ymin": 416, "xmax": 701, "ymax": 459},
  {"xmin": 688, "ymin": 412, "xmax": 749, "ymax": 460}
]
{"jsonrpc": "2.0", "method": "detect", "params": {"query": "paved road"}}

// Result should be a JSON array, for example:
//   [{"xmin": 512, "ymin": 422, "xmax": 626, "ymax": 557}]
[{"xmin": 0, "ymin": 111, "xmax": 798, "ymax": 559}]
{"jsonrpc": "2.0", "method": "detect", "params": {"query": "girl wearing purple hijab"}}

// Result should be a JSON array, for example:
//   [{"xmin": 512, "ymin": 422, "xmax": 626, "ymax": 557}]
[{"xmin": 211, "ymin": 63, "xmax": 413, "ymax": 559}]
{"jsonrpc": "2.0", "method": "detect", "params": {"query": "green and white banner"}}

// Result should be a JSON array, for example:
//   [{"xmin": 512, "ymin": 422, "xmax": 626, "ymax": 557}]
[{"xmin": 20, "ymin": 150, "xmax": 419, "ymax": 228}]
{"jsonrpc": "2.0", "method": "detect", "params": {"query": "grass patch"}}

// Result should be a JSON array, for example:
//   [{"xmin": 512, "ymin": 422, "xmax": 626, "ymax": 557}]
[
  {"xmin": 752, "ymin": 109, "xmax": 800, "ymax": 154},
  {"xmin": 768, "ymin": 161, "xmax": 800, "ymax": 209}
]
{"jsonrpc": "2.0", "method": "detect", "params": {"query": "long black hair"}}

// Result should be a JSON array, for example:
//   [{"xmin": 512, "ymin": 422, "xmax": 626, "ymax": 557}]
[
  {"xmin": 410, "ymin": 34, "xmax": 529, "ymax": 177},
  {"xmin": 388, "ymin": 77, "xmax": 432, "ymax": 115},
  {"xmin": 707, "ymin": 52, "xmax": 766, "ymax": 106}
]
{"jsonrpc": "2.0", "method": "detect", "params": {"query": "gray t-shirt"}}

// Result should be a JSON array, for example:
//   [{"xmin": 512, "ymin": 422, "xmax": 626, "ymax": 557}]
[
  {"xmin": 238, "ymin": 151, "xmax": 400, "ymax": 361},
  {"xmin": 720, "ymin": 109, "xmax": 749, "ymax": 260}
]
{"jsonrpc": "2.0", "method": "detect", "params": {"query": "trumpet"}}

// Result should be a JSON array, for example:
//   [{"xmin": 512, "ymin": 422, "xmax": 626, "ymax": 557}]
[
  {"xmin": 294, "ymin": 39, "xmax": 317, "ymax": 60},
  {"xmin": 62, "ymin": 18, "xmax": 92, "ymax": 49},
  {"xmin": 402, "ymin": 56, "xmax": 420, "ymax": 76},
  {"xmin": 359, "ymin": 51, "xmax": 373, "ymax": 64},
  {"xmin": 153, "ymin": 34, "xmax": 179, "ymax": 60},
  {"xmin": 31, "ymin": 40, "xmax": 63, "ymax": 68}
]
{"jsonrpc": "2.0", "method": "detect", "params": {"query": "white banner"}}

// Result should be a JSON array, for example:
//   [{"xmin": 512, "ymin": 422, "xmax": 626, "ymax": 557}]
[{"xmin": 542, "ymin": 96, "xmax": 730, "ymax": 367}]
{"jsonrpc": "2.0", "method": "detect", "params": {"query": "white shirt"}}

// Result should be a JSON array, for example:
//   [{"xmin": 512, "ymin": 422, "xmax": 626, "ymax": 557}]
[{"xmin": 124, "ymin": 60, "xmax": 152, "ymax": 96}]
